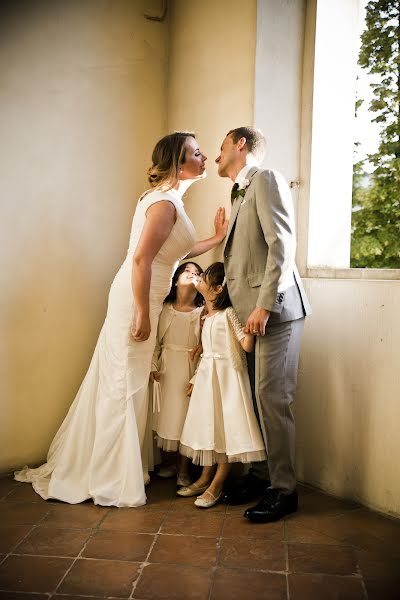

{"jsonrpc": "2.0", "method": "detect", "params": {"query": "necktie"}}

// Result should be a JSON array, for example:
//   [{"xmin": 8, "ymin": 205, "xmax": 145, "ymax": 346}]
[{"xmin": 231, "ymin": 183, "xmax": 239, "ymax": 203}]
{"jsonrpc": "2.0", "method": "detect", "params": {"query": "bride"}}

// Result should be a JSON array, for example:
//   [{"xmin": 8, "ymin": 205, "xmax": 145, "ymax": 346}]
[{"xmin": 15, "ymin": 131, "xmax": 227, "ymax": 507}]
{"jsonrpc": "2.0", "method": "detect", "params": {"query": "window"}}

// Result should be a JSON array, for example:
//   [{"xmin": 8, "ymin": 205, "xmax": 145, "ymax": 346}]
[
  {"xmin": 351, "ymin": 0, "xmax": 400, "ymax": 269},
  {"xmin": 304, "ymin": 0, "xmax": 399, "ymax": 278}
]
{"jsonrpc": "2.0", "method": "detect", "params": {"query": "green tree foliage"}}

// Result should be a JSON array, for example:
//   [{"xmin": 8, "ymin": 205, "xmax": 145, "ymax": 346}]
[{"xmin": 351, "ymin": 0, "xmax": 400, "ymax": 268}]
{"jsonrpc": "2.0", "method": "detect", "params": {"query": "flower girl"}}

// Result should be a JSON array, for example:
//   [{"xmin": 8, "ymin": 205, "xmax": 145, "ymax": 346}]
[
  {"xmin": 150, "ymin": 262, "xmax": 204, "ymax": 486},
  {"xmin": 178, "ymin": 262, "xmax": 266, "ymax": 507}
]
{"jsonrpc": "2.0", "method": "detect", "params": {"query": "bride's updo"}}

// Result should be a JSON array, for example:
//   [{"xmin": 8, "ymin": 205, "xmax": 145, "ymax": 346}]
[{"xmin": 147, "ymin": 131, "xmax": 195, "ymax": 190}]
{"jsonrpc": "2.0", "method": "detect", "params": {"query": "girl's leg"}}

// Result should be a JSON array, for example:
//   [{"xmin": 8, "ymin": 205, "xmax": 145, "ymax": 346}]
[
  {"xmin": 194, "ymin": 465, "xmax": 215, "ymax": 487},
  {"xmin": 176, "ymin": 464, "xmax": 215, "ymax": 496},
  {"xmin": 206, "ymin": 463, "xmax": 231, "ymax": 497},
  {"xmin": 194, "ymin": 462, "xmax": 231, "ymax": 508},
  {"xmin": 177, "ymin": 455, "xmax": 192, "ymax": 486},
  {"xmin": 157, "ymin": 450, "xmax": 177, "ymax": 477},
  {"xmin": 178, "ymin": 455, "xmax": 190, "ymax": 477}
]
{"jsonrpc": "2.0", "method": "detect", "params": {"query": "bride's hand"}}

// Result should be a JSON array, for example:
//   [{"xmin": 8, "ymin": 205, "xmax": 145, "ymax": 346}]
[
  {"xmin": 214, "ymin": 207, "xmax": 228, "ymax": 242},
  {"xmin": 131, "ymin": 313, "xmax": 151, "ymax": 342}
]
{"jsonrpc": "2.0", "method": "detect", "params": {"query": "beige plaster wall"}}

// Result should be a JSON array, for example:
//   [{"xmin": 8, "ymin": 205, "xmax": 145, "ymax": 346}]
[
  {"xmin": 254, "ymin": 0, "xmax": 306, "ymax": 184},
  {"xmin": 297, "ymin": 280, "xmax": 400, "ymax": 517},
  {"xmin": 167, "ymin": 0, "xmax": 257, "ymax": 268},
  {"xmin": 0, "ymin": 0, "xmax": 168, "ymax": 470}
]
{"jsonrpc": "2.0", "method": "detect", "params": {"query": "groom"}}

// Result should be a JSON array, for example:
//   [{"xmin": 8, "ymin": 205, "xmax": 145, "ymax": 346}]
[{"xmin": 216, "ymin": 127, "xmax": 311, "ymax": 522}]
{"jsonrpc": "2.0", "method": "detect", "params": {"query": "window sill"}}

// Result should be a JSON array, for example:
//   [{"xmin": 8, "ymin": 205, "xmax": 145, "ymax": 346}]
[{"xmin": 305, "ymin": 268, "xmax": 400, "ymax": 281}]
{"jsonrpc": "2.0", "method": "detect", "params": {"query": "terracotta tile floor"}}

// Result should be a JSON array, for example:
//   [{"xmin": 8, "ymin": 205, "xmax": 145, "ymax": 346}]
[{"xmin": 0, "ymin": 475, "xmax": 399, "ymax": 599}]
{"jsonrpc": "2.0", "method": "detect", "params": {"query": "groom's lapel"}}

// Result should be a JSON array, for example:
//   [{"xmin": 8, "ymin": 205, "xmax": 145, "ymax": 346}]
[
  {"xmin": 224, "ymin": 198, "xmax": 241, "ymax": 249},
  {"xmin": 224, "ymin": 167, "xmax": 259, "ymax": 251}
]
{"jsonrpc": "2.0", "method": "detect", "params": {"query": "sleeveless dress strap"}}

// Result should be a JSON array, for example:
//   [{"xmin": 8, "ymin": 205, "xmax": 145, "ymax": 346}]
[{"xmin": 139, "ymin": 189, "xmax": 182, "ymax": 212}]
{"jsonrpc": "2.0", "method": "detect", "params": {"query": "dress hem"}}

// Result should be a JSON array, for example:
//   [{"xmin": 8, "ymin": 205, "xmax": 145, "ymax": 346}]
[
  {"xmin": 156, "ymin": 436, "xmax": 180, "ymax": 452},
  {"xmin": 179, "ymin": 443, "xmax": 266, "ymax": 467}
]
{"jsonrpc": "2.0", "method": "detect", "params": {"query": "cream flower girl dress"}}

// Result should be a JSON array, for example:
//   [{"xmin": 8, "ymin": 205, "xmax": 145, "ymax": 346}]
[
  {"xmin": 152, "ymin": 303, "xmax": 203, "ymax": 451},
  {"xmin": 180, "ymin": 307, "xmax": 266, "ymax": 465}
]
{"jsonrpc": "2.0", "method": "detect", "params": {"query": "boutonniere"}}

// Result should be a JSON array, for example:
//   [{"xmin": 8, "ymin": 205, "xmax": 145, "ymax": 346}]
[{"xmin": 231, "ymin": 178, "xmax": 250, "ymax": 200}]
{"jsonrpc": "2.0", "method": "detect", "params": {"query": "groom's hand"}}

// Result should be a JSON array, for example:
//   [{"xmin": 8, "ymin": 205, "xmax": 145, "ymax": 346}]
[{"xmin": 244, "ymin": 307, "xmax": 270, "ymax": 336}]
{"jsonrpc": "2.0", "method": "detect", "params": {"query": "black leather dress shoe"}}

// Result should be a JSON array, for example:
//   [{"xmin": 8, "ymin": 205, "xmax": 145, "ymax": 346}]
[
  {"xmin": 222, "ymin": 474, "xmax": 270, "ymax": 505},
  {"xmin": 244, "ymin": 488, "xmax": 298, "ymax": 522}
]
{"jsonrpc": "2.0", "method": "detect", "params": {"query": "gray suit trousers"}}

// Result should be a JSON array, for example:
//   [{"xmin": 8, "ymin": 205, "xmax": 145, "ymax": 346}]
[{"xmin": 247, "ymin": 317, "xmax": 305, "ymax": 494}]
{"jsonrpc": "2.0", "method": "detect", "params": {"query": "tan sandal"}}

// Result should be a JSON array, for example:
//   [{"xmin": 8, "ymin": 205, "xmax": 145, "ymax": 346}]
[
  {"xmin": 176, "ymin": 482, "xmax": 209, "ymax": 497},
  {"xmin": 194, "ymin": 489, "xmax": 222, "ymax": 508}
]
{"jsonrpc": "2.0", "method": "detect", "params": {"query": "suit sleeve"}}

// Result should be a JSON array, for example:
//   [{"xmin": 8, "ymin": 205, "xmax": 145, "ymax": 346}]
[{"xmin": 254, "ymin": 170, "xmax": 296, "ymax": 313}]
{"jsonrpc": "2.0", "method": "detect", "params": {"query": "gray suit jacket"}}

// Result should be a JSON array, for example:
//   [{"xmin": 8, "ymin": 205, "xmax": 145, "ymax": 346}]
[{"xmin": 223, "ymin": 167, "xmax": 311, "ymax": 326}]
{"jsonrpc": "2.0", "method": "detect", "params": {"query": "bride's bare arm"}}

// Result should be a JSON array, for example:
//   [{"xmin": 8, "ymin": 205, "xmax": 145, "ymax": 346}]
[
  {"xmin": 186, "ymin": 207, "xmax": 228, "ymax": 258},
  {"xmin": 131, "ymin": 201, "xmax": 176, "ymax": 341}
]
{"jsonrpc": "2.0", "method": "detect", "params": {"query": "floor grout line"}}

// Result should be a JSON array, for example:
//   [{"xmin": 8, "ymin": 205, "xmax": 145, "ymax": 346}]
[
  {"xmin": 0, "ymin": 592, "xmax": 52, "ymax": 598},
  {"xmin": 284, "ymin": 520, "xmax": 290, "ymax": 600},
  {"xmin": 206, "ymin": 503, "xmax": 226, "ymax": 600},
  {"xmin": 47, "ymin": 507, "xmax": 112, "ymax": 599},
  {"xmin": 129, "ymin": 495, "xmax": 176, "ymax": 599},
  {"xmin": 0, "ymin": 502, "xmax": 53, "ymax": 569}
]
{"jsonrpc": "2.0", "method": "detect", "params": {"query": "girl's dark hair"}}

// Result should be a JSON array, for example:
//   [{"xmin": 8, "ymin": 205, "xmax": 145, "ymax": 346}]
[
  {"xmin": 164, "ymin": 262, "xmax": 205, "ymax": 307},
  {"xmin": 203, "ymin": 261, "xmax": 232, "ymax": 310}
]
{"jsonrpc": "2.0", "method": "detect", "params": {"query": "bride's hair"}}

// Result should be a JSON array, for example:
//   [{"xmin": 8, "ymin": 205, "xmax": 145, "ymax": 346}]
[{"xmin": 147, "ymin": 131, "xmax": 195, "ymax": 191}]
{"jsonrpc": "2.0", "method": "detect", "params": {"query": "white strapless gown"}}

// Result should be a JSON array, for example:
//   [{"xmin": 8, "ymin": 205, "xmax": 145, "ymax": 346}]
[{"xmin": 15, "ymin": 189, "xmax": 196, "ymax": 507}]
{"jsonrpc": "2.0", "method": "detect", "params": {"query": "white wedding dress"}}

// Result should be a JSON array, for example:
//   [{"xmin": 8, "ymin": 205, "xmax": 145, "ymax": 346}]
[{"xmin": 15, "ymin": 188, "xmax": 196, "ymax": 507}]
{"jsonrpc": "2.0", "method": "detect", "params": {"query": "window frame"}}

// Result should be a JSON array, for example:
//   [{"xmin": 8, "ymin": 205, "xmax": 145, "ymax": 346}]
[{"xmin": 297, "ymin": 0, "xmax": 400, "ymax": 281}]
